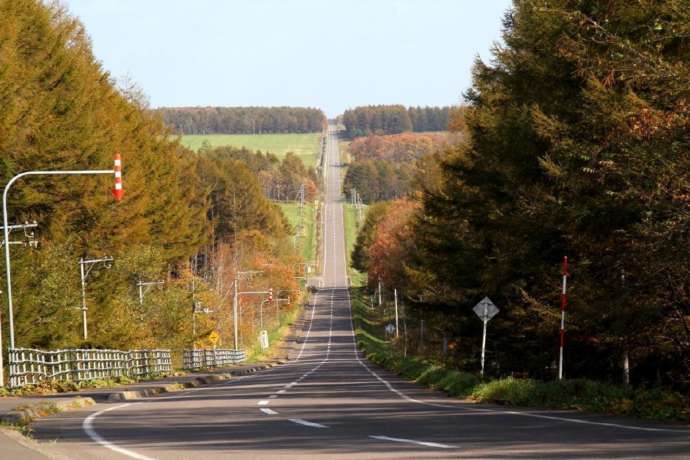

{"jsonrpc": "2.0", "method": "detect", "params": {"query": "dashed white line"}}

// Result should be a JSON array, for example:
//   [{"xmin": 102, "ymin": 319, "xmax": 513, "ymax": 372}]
[
  {"xmin": 289, "ymin": 418, "xmax": 329, "ymax": 429},
  {"xmin": 257, "ymin": 400, "xmax": 269, "ymax": 406},
  {"xmin": 369, "ymin": 435, "xmax": 455, "ymax": 449},
  {"xmin": 260, "ymin": 408, "xmax": 278, "ymax": 415}
]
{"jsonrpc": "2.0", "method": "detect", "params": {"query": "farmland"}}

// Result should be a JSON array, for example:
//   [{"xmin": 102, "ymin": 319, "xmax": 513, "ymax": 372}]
[{"xmin": 181, "ymin": 132, "xmax": 322, "ymax": 168}]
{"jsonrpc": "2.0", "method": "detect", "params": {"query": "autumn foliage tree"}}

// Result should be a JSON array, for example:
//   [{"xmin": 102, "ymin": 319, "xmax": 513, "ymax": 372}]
[
  {"xmin": 0, "ymin": 0, "xmax": 308, "ymax": 357},
  {"xmin": 354, "ymin": 0, "xmax": 690, "ymax": 386}
]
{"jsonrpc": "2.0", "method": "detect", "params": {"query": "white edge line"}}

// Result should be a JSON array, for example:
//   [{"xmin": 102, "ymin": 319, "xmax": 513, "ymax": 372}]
[
  {"xmin": 369, "ymin": 435, "xmax": 455, "ymax": 449},
  {"xmin": 260, "ymin": 408, "xmax": 278, "ymax": 415},
  {"xmin": 83, "ymin": 403, "xmax": 156, "ymax": 460},
  {"xmin": 289, "ymin": 418, "xmax": 328, "ymax": 429},
  {"xmin": 340, "ymin": 241, "xmax": 690, "ymax": 434}
]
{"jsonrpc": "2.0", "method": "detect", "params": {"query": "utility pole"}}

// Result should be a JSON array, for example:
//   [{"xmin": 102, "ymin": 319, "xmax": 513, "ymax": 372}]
[
  {"xmin": 233, "ymin": 275, "xmax": 239, "ymax": 350},
  {"xmin": 0, "ymin": 221, "xmax": 38, "ymax": 388},
  {"xmin": 394, "ymin": 288, "xmax": 399, "ymax": 338},
  {"xmin": 137, "ymin": 279, "xmax": 164, "ymax": 304},
  {"xmin": 78, "ymin": 256, "xmax": 113, "ymax": 340}
]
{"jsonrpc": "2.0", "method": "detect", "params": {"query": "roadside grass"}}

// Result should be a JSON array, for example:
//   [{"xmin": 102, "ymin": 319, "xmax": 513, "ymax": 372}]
[
  {"xmin": 350, "ymin": 286, "xmax": 690, "ymax": 423},
  {"xmin": 245, "ymin": 303, "xmax": 302, "ymax": 363},
  {"xmin": 277, "ymin": 202, "xmax": 317, "ymax": 263},
  {"xmin": 181, "ymin": 133, "xmax": 321, "ymax": 168},
  {"xmin": 343, "ymin": 204, "xmax": 366, "ymax": 287}
]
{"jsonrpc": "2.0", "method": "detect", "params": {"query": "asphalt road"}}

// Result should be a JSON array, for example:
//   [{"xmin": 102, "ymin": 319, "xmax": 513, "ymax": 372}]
[{"xmin": 28, "ymin": 126, "xmax": 690, "ymax": 459}]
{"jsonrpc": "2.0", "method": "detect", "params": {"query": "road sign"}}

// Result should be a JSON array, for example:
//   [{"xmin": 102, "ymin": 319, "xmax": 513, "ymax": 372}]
[
  {"xmin": 473, "ymin": 297, "xmax": 499, "ymax": 377},
  {"xmin": 208, "ymin": 331, "xmax": 220, "ymax": 346},
  {"xmin": 259, "ymin": 330, "xmax": 269, "ymax": 350},
  {"xmin": 473, "ymin": 297, "xmax": 499, "ymax": 322},
  {"xmin": 385, "ymin": 324, "xmax": 395, "ymax": 335}
]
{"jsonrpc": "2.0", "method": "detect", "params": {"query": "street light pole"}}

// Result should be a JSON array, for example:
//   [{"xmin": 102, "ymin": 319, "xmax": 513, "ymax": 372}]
[
  {"xmin": 78, "ymin": 256, "xmax": 113, "ymax": 340},
  {"xmin": 3, "ymin": 168, "xmax": 116, "ymax": 351}
]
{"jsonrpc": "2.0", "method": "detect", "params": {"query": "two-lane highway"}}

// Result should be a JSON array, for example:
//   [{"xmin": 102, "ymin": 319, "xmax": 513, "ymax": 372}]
[{"xmin": 30, "ymin": 126, "xmax": 690, "ymax": 459}]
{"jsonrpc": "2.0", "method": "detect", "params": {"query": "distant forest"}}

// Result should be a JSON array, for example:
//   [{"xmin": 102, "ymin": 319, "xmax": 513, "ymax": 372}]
[
  {"xmin": 157, "ymin": 107, "xmax": 326, "ymax": 134},
  {"xmin": 341, "ymin": 105, "xmax": 452, "ymax": 138}
]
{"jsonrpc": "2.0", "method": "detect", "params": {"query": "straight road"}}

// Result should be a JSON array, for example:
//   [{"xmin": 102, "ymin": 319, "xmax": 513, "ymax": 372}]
[{"xmin": 29, "ymin": 126, "xmax": 690, "ymax": 459}]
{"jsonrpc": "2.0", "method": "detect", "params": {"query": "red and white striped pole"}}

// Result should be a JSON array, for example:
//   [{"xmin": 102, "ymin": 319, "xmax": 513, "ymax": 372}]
[
  {"xmin": 112, "ymin": 153, "xmax": 124, "ymax": 201},
  {"xmin": 558, "ymin": 256, "xmax": 569, "ymax": 380}
]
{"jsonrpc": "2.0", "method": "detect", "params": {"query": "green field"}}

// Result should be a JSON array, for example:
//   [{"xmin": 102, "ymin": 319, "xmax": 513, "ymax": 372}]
[
  {"xmin": 278, "ymin": 202, "xmax": 317, "ymax": 263},
  {"xmin": 181, "ymin": 133, "xmax": 321, "ymax": 168}
]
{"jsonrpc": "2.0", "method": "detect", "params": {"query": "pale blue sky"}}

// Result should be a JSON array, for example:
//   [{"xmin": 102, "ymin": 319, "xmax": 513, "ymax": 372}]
[{"xmin": 62, "ymin": 0, "xmax": 512, "ymax": 116}]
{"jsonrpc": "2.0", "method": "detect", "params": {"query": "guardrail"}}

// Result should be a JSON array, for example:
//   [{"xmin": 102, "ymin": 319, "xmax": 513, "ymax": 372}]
[
  {"xmin": 182, "ymin": 349, "xmax": 245, "ymax": 370},
  {"xmin": 8, "ymin": 347, "xmax": 172, "ymax": 388}
]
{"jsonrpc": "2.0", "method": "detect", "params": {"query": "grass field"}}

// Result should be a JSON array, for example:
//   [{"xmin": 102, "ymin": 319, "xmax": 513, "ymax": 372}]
[
  {"xmin": 278, "ymin": 202, "xmax": 317, "ymax": 263},
  {"xmin": 181, "ymin": 133, "xmax": 321, "ymax": 168}
]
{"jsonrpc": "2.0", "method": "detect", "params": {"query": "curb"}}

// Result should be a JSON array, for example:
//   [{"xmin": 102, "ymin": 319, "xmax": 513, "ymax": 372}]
[{"xmin": 0, "ymin": 396, "xmax": 95, "ymax": 426}]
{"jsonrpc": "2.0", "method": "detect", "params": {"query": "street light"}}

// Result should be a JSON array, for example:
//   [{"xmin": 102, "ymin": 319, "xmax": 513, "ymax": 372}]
[
  {"xmin": 231, "ymin": 270, "xmax": 263, "ymax": 350},
  {"xmin": 78, "ymin": 256, "xmax": 113, "ymax": 340},
  {"xmin": 2, "ymin": 156, "xmax": 122, "ymax": 386},
  {"xmin": 234, "ymin": 289, "xmax": 271, "ymax": 348}
]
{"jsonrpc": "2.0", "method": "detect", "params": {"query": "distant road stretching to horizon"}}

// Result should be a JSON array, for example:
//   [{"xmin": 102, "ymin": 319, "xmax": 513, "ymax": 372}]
[{"xmin": 29, "ymin": 126, "xmax": 690, "ymax": 459}]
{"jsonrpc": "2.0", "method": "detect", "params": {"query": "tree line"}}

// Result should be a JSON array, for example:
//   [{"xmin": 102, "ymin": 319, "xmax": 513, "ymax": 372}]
[
  {"xmin": 341, "ymin": 105, "xmax": 453, "ymax": 138},
  {"xmin": 157, "ymin": 106, "xmax": 326, "ymax": 134},
  {"xmin": 198, "ymin": 145, "xmax": 320, "ymax": 203},
  {"xmin": 352, "ymin": 0, "xmax": 690, "ymax": 389},
  {"xmin": 0, "ymin": 0, "xmax": 304, "ymax": 356},
  {"xmin": 343, "ymin": 132, "xmax": 451, "ymax": 203}
]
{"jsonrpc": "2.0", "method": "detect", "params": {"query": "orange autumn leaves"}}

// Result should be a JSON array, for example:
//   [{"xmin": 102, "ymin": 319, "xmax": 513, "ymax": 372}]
[{"xmin": 364, "ymin": 199, "xmax": 419, "ymax": 289}]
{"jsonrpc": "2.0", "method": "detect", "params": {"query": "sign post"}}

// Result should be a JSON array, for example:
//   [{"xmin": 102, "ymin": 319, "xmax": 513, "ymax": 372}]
[
  {"xmin": 473, "ymin": 297, "xmax": 499, "ymax": 377},
  {"xmin": 559, "ymin": 256, "xmax": 569, "ymax": 380}
]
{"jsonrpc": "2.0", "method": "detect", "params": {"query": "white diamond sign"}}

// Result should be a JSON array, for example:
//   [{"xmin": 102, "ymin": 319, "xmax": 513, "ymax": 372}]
[
  {"xmin": 385, "ymin": 324, "xmax": 396, "ymax": 335},
  {"xmin": 473, "ymin": 297, "xmax": 499, "ymax": 322}
]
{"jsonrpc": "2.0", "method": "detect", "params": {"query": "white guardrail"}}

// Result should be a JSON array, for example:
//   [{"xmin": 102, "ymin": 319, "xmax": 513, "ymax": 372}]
[
  {"xmin": 8, "ymin": 347, "xmax": 172, "ymax": 388},
  {"xmin": 182, "ymin": 349, "xmax": 245, "ymax": 370}
]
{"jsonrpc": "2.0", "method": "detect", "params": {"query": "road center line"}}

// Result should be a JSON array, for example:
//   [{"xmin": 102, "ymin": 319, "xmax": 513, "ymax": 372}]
[
  {"xmin": 289, "ymin": 418, "xmax": 329, "ymax": 429},
  {"xmin": 296, "ymin": 291, "xmax": 320, "ymax": 360},
  {"xmin": 369, "ymin": 435, "xmax": 455, "ymax": 449}
]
